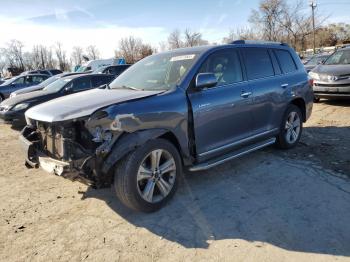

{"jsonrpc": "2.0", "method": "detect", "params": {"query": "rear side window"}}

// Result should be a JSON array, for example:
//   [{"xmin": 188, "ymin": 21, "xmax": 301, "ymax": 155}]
[
  {"xmin": 72, "ymin": 77, "xmax": 92, "ymax": 91},
  {"xmin": 242, "ymin": 48, "xmax": 274, "ymax": 80},
  {"xmin": 199, "ymin": 49, "xmax": 243, "ymax": 86},
  {"xmin": 274, "ymin": 49, "xmax": 297, "ymax": 73},
  {"xmin": 91, "ymin": 75, "xmax": 113, "ymax": 87}
]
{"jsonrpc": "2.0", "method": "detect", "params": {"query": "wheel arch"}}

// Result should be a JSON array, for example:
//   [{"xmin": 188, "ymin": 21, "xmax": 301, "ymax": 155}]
[
  {"xmin": 290, "ymin": 97, "xmax": 306, "ymax": 122},
  {"xmin": 101, "ymin": 129, "xmax": 185, "ymax": 176}
]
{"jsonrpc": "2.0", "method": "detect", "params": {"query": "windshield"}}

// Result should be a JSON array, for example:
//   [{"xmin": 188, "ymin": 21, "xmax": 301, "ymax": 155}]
[
  {"xmin": 43, "ymin": 78, "xmax": 72, "ymax": 92},
  {"xmin": 324, "ymin": 50, "xmax": 350, "ymax": 65},
  {"xmin": 1, "ymin": 76, "xmax": 18, "ymax": 86},
  {"xmin": 38, "ymin": 75, "xmax": 61, "ymax": 87},
  {"xmin": 306, "ymin": 55, "xmax": 327, "ymax": 66},
  {"xmin": 109, "ymin": 52, "xmax": 199, "ymax": 91}
]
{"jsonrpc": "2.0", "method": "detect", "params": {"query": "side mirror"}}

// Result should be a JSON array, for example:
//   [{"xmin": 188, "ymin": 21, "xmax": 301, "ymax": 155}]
[{"xmin": 195, "ymin": 73, "xmax": 218, "ymax": 89}]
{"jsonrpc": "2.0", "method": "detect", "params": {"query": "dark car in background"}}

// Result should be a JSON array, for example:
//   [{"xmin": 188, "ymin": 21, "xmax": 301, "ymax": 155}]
[
  {"xmin": 0, "ymin": 74, "xmax": 49, "ymax": 102},
  {"xmin": 93, "ymin": 64, "xmax": 131, "ymax": 77},
  {"xmin": 10, "ymin": 72, "xmax": 87, "ymax": 98},
  {"xmin": 0, "ymin": 73, "xmax": 114, "ymax": 126},
  {"xmin": 309, "ymin": 46, "xmax": 350, "ymax": 101},
  {"xmin": 20, "ymin": 40, "xmax": 313, "ymax": 212},
  {"xmin": 20, "ymin": 69, "xmax": 63, "ymax": 76},
  {"xmin": 304, "ymin": 54, "xmax": 329, "ymax": 72}
]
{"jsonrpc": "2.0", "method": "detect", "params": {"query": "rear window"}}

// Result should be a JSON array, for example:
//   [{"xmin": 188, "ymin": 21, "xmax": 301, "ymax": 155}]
[
  {"xmin": 242, "ymin": 48, "xmax": 274, "ymax": 80},
  {"xmin": 274, "ymin": 49, "xmax": 297, "ymax": 73}
]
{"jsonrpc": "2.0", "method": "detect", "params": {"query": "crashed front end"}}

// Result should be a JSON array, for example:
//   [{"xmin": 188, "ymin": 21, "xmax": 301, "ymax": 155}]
[{"xmin": 20, "ymin": 114, "xmax": 121, "ymax": 186}]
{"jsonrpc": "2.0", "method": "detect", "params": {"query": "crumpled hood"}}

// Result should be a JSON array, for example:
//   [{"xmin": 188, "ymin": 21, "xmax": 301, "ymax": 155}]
[
  {"xmin": 1, "ymin": 89, "xmax": 56, "ymax": 107},
  {"xmin": 25, "ymin": 88, "xmax": 163, "ymax": 123},
  {"xmin": 312, "ymin": 64, "xmax": 350, "ymax": 76}
]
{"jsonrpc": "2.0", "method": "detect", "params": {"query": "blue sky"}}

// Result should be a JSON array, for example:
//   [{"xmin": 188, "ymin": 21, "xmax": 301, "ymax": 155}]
[{"xmin": 0, "ymin": 0, "xmax": 349, "ymax": 57}]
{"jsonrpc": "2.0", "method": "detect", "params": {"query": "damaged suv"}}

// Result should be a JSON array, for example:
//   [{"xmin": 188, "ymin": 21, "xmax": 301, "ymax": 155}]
[{"xmin": 20, "ymin": 40, "xmax": 313, "ymax": 212}]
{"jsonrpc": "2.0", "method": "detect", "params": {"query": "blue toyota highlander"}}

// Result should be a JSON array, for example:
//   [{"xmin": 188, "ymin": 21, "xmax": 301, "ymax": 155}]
[{"xmin": 20, "ymin": 40, "xmax": 313, "ymax": 212}]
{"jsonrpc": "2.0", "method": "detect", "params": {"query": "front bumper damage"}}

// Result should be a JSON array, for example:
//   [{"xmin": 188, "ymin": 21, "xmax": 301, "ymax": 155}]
[{"xmin": 20, "ymin": 124, "xmax": 112, "ymax": 187}]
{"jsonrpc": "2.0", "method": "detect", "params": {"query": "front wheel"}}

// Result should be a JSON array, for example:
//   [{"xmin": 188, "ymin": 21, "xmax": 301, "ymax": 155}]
[
  {"xmin": 276, "ymin": 105, "xmax": 303, "ymax": 149},
  {"xmin": 114, "ymin": 138, "xmax": 182, "ymax": 212}
]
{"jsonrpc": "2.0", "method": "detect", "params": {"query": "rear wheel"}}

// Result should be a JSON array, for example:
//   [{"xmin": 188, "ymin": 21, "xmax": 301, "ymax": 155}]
[
  {"xmin": 114, "ymin": 139, "xmax": 181, "ymax": 212},
  {"xmin": 276, "ymin": 104, "xmax": 303, "ymax": 149}
]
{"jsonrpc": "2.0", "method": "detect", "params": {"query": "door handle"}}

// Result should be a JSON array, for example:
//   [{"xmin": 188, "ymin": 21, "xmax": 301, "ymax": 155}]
[
  {"xmin": 281, "ymin": 83, "xmax": 289, "ymax": 88},
  {"xmin": 241, "ymin": 91, "xmax": 252, "ymax": 98}
]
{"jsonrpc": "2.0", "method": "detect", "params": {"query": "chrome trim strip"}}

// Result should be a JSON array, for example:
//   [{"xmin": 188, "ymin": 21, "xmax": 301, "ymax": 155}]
[
  {"xmin": 189, "ymin": 138, "xmax": 276, "ymax": 172},
  {"xmin": 199, "ymin": 128, "xmax": 278, "ymax": 157}
]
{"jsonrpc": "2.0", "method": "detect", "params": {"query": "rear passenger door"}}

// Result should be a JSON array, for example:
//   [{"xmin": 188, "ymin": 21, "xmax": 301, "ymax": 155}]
[
  {"xmin": 188, "ymin": 49, "xmax": 255, "ymax": 161},
  {"xmin": 241, "ymin": 47, "xmax": 284, "ymax": 135}
]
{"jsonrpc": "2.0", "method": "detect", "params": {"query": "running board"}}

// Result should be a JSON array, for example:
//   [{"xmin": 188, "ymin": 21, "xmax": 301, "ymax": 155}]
[{"xmin": 189, "ymin": 138, "xmax": 276, "ymax": 172}]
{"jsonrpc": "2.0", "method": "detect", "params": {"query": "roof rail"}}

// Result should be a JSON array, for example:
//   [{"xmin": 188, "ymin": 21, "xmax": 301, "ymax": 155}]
[{"xmin": 231, "ymin": 40, "xmax": 289, "ymax": 46}]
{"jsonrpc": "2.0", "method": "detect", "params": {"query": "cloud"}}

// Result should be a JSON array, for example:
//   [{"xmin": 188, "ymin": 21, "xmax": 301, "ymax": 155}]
[
  {"xmin": 0, "ymin": 15, "xmax": 168, "ymax": 58},
  {"xmin": 54, "ymin": 8, "xmax": 69, "ymax": 22},
  {"xmin": 218, "ymin": 14, "xmax": 228, "ymax": 25}
]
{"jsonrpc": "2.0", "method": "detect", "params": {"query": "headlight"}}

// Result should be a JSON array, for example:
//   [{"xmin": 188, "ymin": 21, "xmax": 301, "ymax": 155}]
[
  {"xmin": 12, "ymin": 103, "xmax": 29, "ymax": 111},
  {"xmin": 308, "ymin": 72, "xmax": 319, "ymax": 80},
  {"xmin": 9, "ymin": 93, "xmax": 16, "ymax": 98}
]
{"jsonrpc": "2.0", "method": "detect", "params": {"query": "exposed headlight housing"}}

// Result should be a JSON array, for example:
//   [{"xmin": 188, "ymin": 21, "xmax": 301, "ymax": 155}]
[
  {"xmin": 308, "ymin": 72, "xmax": 320, "ymax": 80},
  {"xmin": 12, "ymin": 103, "xmax": 29, "ymax": 111}
]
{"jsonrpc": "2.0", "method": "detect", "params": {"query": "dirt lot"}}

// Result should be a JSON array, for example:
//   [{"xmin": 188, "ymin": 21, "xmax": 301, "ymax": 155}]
[{"xmin": 0, "ymin": 100, "xmax": 349, "ymax": 262}]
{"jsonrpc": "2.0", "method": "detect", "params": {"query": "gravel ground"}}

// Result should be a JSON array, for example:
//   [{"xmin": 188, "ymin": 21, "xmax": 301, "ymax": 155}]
[{"xmin": 0, "ymin": 100, "xmax": 349, "ymax": 262}]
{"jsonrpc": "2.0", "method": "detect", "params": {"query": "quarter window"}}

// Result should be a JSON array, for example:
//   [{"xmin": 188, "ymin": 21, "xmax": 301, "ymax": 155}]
[
  {"xmin": 274, "ymin": 49, "xmax": 297, "ymax": 73},
  {"xmin": 199, "ymin": 50, "xmax": 243, "ymax": 86},
  {"xmin": 242, "ymin": 48, "xmax": 274, "ymax": 80}
]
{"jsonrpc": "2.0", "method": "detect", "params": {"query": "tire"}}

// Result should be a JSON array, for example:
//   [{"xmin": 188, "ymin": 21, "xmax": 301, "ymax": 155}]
[
  {"xmin": 314, "ymin": 97, "xmax": 320, "ymax": 103},
  {"xmin": 276, "ymin": 104, "xmax": 303, "ymax": 149},
  {"xmin": 114, "ymin": 138, "xmax": 182, "ymax": 212}
]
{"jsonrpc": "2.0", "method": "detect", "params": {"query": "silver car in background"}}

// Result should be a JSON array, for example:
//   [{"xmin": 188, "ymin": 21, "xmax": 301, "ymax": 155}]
[{"xmin": 309, "ymin": 46, "xmax": 350, "ymax": 101}]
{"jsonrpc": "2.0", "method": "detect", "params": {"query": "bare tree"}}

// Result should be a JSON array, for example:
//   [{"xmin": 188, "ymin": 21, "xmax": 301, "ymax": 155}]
[
  {"xmin": 2, "ymin": 40, "xmax": 25, "ymax": 70},
  {"xmin": 223, "ymin": 27, "xmax": 261, "ymax": 43},
  {"xmin": 116, "ymin": 36, "xmax": 154, "ymax": 64},
  {"xmin": 86, "ymin": 45, "xmax": 100, "ymax": 60},
  {"xmin": 55, "ymin": 42, "xmax": 70, "ymax": 71},
  {"xmin": 184, "ymin": 29, "xmax": 208, "ymax": 47},
  {"xmin": 168, "ymin": 29, "xmax": 183, "ymax": 49},
  {"xmin": 71, "ymin": 46, "xmax": 84, "ymax": 66},
  {"xmin": 249, "ymin": 0, "xmax": 285, "ymax": 41}
]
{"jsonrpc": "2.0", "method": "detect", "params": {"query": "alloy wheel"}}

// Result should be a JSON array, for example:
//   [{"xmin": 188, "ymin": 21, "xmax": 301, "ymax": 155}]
[
  {"xmin": 136, "ymin": 149, "xmax": 176, "ymax": 203},
  {"xmin": 285, "ymin": 111, "xmax": 301, "ymax": 144}
]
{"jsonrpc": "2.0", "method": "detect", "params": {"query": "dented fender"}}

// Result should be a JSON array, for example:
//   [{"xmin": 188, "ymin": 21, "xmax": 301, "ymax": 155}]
[{"xmin": 101, "ymin": 128, "xmax": 168, "ymax": 174}]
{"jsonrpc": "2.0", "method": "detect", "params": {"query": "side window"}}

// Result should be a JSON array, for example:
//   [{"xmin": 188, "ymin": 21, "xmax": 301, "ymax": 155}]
[
  {"xmin": 39, "ymin": 70, "xmax": 50, "ymax": 75},
  {"xmin": 72, "ymin": 77, "xmax": 92, "ymax": 91},
  {"xmin": 91, "ymin": 76, "xmax": 111, "ymax": 87},
  {"xmin": 198, "ymin": 50, "xmax": 243, "ymax": 86},
  {"xmin": 24, "ymin": 76, "xmax": 34, "ymax": 85},
  {"xmin": 242, "ymin": 48, "xmax": 274, "ymax": 80},
  {"xmin": 274, "ymin": 49, "xmax": 297, "ymax": 73},
  {"xmin": 13, "ymin": 77, "xmax": 25, "ymax": 85},
  {"xmin": 31, "ymin": 75, "xmax": 46, "ymax": 83}
]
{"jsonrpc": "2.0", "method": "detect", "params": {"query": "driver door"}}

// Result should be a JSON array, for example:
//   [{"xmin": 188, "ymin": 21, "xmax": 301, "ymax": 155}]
[{"xmin": 187, "ymin": 49, "xmax": 255, "ymax": 161}]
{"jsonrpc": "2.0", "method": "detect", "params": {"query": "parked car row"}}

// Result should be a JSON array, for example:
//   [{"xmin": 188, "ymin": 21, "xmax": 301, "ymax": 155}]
[{"xmin": 12, "ymin": 40, "xmax": 314, "ymax": 212}]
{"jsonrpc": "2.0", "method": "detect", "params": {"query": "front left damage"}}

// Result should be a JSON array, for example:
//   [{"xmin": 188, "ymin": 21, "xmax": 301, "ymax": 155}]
[{"xmin": 20, "ymin": 108, "xmax": 183, "ymax": 187}]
